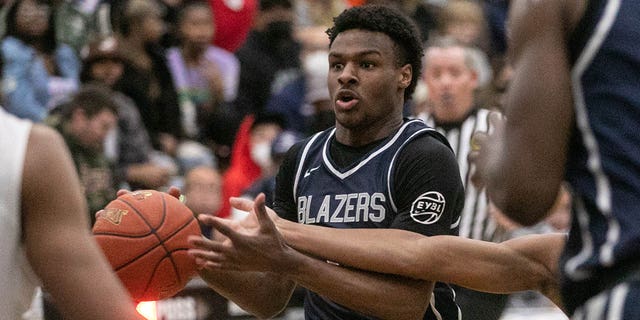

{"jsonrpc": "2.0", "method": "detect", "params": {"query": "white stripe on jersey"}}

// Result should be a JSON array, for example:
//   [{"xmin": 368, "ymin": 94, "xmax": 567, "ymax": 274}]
[
  {"xmin": 584, "ymin": 292, "xmax": 607, "ymax": 320},
  {"xmin": 607, "ymin": 283, "xmax": 629, "ymax": 320},
  {"xmin": 570, "ymin": 0, "xmax": 621, "ymax": 271},
  {"xmin": 429, "ymin": 295, "xmax": 444, "ymax": 320},
  {"xmin": 422, "ymin": 109, "xmax": 496, "ymax": 240},
  {"xmin": 322, "ymin": 120, "xmax": 422, "ymax": 180},
  {"xmin": 294, "ymin": 131, "xmax": 325, "ymax": 201},
  {"xmin": 572, "ymin": 281, "xmax": 630, "ymax": 320},
  {"xmin": 565, "ymin": 197, "xmax": 595, "ymax": 281}
]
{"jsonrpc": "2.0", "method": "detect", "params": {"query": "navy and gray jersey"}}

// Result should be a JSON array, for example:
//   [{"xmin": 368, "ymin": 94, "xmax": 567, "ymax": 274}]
[
  {"xmin": 273, "ymin": 119, "xmax": 464, "ymax": 320},
  {"xmin": 563, "ymin": 0, "xmax": 640, "ymax": 315}
]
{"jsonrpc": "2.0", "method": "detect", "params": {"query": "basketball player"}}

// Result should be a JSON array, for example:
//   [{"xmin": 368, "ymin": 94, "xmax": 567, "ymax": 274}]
[
  {"xmin": 189, "ymin": 5, "xmax": 465, "ymax": 319},
  {"xmin": 0, "ymin": 107, "xmax": 142, "ymax": 319},
  {"xmin": 471, "ymin": 0, "xmax": 640, "ymax": 318}
]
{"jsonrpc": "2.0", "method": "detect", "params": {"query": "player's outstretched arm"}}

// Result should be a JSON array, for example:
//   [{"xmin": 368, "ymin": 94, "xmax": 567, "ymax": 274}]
[
  {"xmin": 278, "ymin": 218, "xmax": 565, "ymax": 310},
  {"xmin": 191, "ymin": 194, "xmax": 432, "ymax": 320},
  {"xmin": 228, "ymin": 197, "xmax": 565, "ymax": 310},
  {"xmin": 21, "ymin": 125, "xmax": 142, "ymax": 320}
]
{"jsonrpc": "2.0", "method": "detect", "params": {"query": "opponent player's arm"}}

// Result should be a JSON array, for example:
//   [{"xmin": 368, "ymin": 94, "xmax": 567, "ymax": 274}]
[
  {"xmin": 483, "ymin": 0, "xmax": 582, "ymax": 225},
  {"xmin": 278, "ymin": 220, "xmax": 565, "ymax": 309},
  {"xmin": 21, "ymin": 125, "xmax": 142, "ymax": 320}
]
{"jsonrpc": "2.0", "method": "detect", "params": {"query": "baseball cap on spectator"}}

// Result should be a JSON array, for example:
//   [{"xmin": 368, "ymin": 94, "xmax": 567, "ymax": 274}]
[
  {"xmin": 80, "ymin": 36, "xmax": 124, "ymax": 64},
  {"xmin": 271, "ymin": 130, "xmax": 303, "ymax": 160}
]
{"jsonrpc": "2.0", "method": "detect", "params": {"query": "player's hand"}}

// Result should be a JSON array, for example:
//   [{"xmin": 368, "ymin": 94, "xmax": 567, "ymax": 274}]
[
  {"xmin": 126, "ymin": 163, "xmax": 171, "ymax": 189},
  {"xmin": 468, "ymin": 111, "xmax": 505, "ymax": 189},
  {"xmin": 229, "ymin": 196, "xmax": 281, "ymax": 224},
  {"xmin": 187, "ymin": 194, "xmax": 292, "ymax": 273}
]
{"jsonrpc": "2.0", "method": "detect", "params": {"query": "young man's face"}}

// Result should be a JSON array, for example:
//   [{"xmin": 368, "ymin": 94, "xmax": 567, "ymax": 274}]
[
  {"xmin": 179, "ymin": 6, "xmax": 215, "ymax": 50},
  {"xmin": 328, "ymin": 29, "xmax": 411, "ymax": 131},
  {"xmin": 15, "ymin": 0, "xmax": 50, "ymax": 37},
  {"xmin": 90, "ymin": 59, "xmax": 124, "ymax": 87},
  {"xmin": 75, "ymin": 109, "xmax": 118, "ymax": 150}
]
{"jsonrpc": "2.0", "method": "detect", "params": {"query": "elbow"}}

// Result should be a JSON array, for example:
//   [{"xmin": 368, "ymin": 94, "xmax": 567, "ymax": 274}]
[
  {"xmin": 243, "ymin": 302, "xmax": 288, "ymax": 320},
  {"xmin": 252, "ymin": 309, "xmax": 286, "ymax": 320},
  {"xmin": 489, "ymin": 181, "xmax": 558, "ymax": 226}
]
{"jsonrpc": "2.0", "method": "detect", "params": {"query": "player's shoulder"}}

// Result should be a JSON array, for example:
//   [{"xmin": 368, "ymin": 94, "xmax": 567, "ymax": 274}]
[
  {"xmin": 393, "ymin": 129, "xmax": 458, "ymax": 174},
  {"xmin": 24, "ymin": 125, "xmax": 68, "ymax": 168},
  {"xmin": 28, "ymin": 124, "xmax": 65, "ymax": 148},
  {"xmin": 405, "ymin": 126, "xmax": 455, "ymax": 157}
]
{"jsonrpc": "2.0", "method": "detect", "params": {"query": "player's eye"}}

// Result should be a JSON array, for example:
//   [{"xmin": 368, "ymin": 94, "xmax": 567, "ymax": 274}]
[
  {"xmin": 330, "ymin": 63, "xmax": 344, "ymax": 71},
  {"xmin": 360, "ymin": 62, "xmax": 374, "ymax": 69}
]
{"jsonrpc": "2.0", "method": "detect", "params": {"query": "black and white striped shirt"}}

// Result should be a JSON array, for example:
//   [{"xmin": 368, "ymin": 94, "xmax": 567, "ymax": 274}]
[{"xmin": 421, "ymin": 108, "xmax": 502, "ymax": 241}]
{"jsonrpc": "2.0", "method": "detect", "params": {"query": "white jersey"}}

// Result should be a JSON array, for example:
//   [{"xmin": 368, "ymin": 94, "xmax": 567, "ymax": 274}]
[{"xmin": 0, "ymin": 108, "xmax": 39, "ymax": 318}]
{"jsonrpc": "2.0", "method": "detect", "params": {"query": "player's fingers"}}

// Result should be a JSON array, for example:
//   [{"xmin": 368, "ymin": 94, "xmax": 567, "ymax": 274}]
[
  {"xmin": 254, "ymin": 193, "xmax": 276, "ymax": 231},
  {"xmin": 230, "ymin": 197, "xmax": 255, "ymax": 212},
  {"xmin": 488, "ymin": 110, "xmax": 505, "ymax": 130},
  {"xmin": 95, "ymin": 209, "xmax": 105, "ymax": 219},
  {"xmin": 209, "ymin": 217, "xmax": 241, "ymax": 241},
  {"xmin": 116, "ymin": 189, "xmax": 131, "ymax": 197},
  {"xmin": 167, "ymin": 186, "xmax": 182, "ymax": 199},
  {"xmin": 197, "ymin": 213, "xmax": 216, "ymax": 226},
  {"xmin": 470, "ymin": 132, "xmax": 487, "ymax": 152},
  {"xmin": 188, "ymin": 248, "xmax": 228, "ymax": 263},
  {"xmin": 188, "ymin": 235, "xmax": 226, "ymax": 252}
]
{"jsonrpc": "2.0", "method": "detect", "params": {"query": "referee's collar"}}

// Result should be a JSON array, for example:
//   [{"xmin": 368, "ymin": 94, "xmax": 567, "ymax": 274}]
[{"xmin": 432, "ymin": 107, "xmax": 479, "ymax": 130}]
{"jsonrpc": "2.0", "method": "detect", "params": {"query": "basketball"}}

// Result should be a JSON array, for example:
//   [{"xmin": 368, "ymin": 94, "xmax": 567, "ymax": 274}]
[{"xmin": 93, "ymin": 190, "xmax": 201, "ymax": 301}]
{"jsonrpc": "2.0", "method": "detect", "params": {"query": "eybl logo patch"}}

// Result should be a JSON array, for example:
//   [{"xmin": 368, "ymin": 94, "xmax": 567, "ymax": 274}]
[{"xmin": 410, "ymin": 191, "xmax": 445, "ymax": 224}]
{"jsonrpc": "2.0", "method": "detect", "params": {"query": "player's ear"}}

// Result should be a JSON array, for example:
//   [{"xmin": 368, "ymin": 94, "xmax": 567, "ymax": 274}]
[{"xmin": 398, "ymin": 64, "xmax": 412, "ymax": 89}]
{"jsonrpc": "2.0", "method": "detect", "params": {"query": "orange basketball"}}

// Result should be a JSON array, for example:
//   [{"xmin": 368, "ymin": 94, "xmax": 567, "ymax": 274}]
[{"xmin": 93, "ymin": 190, "xmax": 201, "ymax": 301}]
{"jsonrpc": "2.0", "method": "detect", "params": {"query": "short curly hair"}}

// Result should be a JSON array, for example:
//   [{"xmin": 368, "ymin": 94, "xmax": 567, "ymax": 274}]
[{"xmin": 326, "ymin": 5, "xmax": 424, "ymax": 101}]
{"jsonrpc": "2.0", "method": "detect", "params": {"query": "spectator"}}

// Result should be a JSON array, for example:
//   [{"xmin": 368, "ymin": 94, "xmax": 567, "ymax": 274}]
[
  {"xmin": 208, "ymin": 0, "xmax": 257, "ymax": 52},
  {"xmin": 54, "ymin": 0, "xmax": 104, "ymax": 53},
  {"xmin": 215, "ymin": 112, "xmax": 284, "ymax": 218},
  {"xmin": 436, "ymin": 0, "xmax": 493, "ymax": 88},
  {"xmin": 238, "ymin": 129, "xmax": 303, "ymax": 219},
  {"xmin": 166, "ymin": 0, "xmax": 240, "ymax": 163},
  {"xmin": 295, "ymin": 0, "xmax": 345, "ymax": 28},
  {"xmin": 265, "ymin": 49, "xmax": 331, "ymax": 135},
  {"xmin": 114, "ymin": 0, "xmax": 183, "ymax": 156},
  {"xmin": 80, "ymin": 35, "xmax": 173, "ymax": 190},
  {"xmin": 183, "ymin": 165, "xmax": 223, "ymax": 238},
  {"xmin": 1, "ymin": 0, "xmax": 80, "ymax": 122},
  {"xmin": 233, "ymin": 0, "xmax": 301, "ymax": 118},
  {"xmin": 45, "ymin": 84, "xmax": 118, "ymax": 225}
]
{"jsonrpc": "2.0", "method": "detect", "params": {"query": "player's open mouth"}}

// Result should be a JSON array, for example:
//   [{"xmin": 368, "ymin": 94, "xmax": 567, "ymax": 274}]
[{"xmin": 336, "ymin": 91, "xmax": 359, "ymax": 110}]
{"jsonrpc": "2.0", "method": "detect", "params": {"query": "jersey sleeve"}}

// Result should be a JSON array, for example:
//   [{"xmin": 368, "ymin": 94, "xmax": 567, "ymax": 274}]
[
  {"xmin": 272, "ymin": 142, "xmax": 304, "ymax": 222},
  {"xmin": 390, "ymin": 133, "xmax": 464, "ymax": 236}
]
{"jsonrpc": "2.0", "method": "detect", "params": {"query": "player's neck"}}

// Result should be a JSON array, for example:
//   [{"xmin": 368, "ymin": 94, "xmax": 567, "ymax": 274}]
[{"xmin": 336, "ymin": 117, "xmax": 403, "ymax": 147}]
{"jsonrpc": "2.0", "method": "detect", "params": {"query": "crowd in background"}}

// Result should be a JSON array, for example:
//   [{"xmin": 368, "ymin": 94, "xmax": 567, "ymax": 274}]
[{"xmin": 0, "ymin": 0, "xmax": 569, "ymax": 318}]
